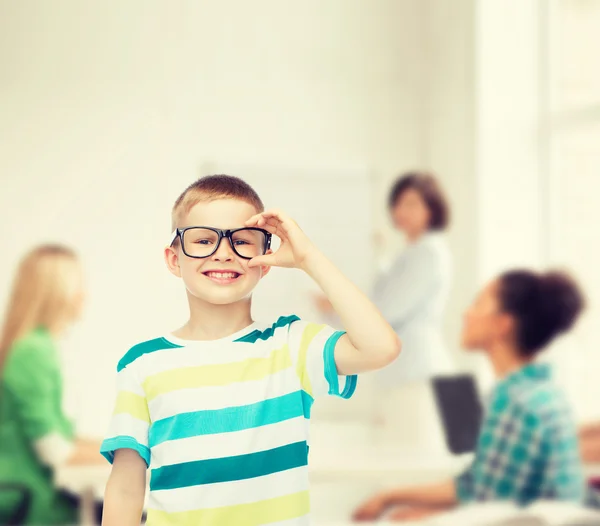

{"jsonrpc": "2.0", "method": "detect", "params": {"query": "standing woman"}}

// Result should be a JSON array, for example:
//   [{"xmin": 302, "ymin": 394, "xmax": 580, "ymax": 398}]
[
  {"xmin": 317, "ymin": 171, "xmax": 455, "ymax": 449},
  {"xmin": 372, "ymin": 171, "xmax": 454, "ymax": 383},
  {"xmin": 0, "ymin": 245, "xmax": 103, "ymax": 525},
  {"xmin": 371, "ymin": 172, "xmax": 455, "ymax": 449}
]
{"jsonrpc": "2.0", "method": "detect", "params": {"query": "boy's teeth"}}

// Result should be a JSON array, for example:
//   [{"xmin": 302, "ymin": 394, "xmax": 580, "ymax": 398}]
[{"xmin": 208, "ymin": 272, "xmax": 237, "ymax": 278}]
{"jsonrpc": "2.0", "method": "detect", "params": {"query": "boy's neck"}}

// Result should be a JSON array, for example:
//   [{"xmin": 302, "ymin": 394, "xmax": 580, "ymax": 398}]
[{"xmin": 174, "ymin": 296, "xmax": 254, "ymax": 341}]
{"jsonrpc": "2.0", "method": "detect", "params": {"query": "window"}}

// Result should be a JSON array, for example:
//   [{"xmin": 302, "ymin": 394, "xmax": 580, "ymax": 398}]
[
  {"xmin": 545, "ymin": 0, "xmax": 600, "ymax": 420},
  {"xmin": 550, "ymin": 0, "xmax": 600, "ymax": 111}
]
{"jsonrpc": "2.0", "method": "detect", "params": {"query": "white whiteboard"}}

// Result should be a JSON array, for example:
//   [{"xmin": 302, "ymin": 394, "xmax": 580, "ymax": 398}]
[{"xmin": 204, "ymin": 161, "xmax": 376, "ymax": 324}]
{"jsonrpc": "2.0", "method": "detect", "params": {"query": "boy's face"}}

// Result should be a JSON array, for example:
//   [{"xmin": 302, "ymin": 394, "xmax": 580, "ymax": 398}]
[{"xmin": 165, "ymin": 198, "xmax": 270, "ymax": 306}]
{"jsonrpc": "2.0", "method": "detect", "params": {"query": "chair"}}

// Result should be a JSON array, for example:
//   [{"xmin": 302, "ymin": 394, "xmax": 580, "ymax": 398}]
[{"xmin": 0, "ymin": 483, "xmax": 31, "ymax": 525}]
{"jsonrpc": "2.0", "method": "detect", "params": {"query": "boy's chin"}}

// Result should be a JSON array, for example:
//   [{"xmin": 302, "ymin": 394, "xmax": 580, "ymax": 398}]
[
  {"xmin": 188, "ymin": 288, "xmax": 253, "ymax": 306},
  {"xmin": 207, "ymin": 296, "xmax": 247, "ymax": 306}
]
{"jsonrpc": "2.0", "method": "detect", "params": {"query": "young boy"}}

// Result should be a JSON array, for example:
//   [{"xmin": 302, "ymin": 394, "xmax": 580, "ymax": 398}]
[{"xmin": 100, "ymin": 175, "xmax": 401, "ymax": 525}]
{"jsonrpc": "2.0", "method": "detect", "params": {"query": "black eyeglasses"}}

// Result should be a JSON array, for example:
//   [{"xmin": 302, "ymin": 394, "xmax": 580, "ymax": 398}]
[{"xmin": 169, "ymin": 226, "xmax": 272, "ymax": 260}]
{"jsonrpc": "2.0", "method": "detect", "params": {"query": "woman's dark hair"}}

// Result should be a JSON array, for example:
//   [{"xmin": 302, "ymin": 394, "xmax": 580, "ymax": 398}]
[
  {"xmin": 388, "ymin": 171, "xmax": 450, "ymax": 231},
  {"xmin": 498, "ymin": 270, "xmax": 585, "ymax": 358}
]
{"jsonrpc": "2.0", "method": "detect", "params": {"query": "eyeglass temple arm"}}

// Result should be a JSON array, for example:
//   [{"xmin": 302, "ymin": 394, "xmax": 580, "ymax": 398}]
[{"xmin": 168, "ymin": 230, "xmax": 178, "ymax": 247}]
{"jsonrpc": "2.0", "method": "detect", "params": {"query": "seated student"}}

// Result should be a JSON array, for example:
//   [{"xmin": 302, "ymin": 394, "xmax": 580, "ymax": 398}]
[
  {"xmin": 354, "ymin": 269, "xmax": 586, "ymax": 522},
  {"xmin": 0, "ymin": 245, "xmax": 104, "ymax": 525}
]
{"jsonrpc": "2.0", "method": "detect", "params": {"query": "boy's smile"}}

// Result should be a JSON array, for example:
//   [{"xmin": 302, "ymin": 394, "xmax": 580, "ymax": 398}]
[{"xmin": 201, "ymin": 269, "xmax": 243, "ymax": 285}]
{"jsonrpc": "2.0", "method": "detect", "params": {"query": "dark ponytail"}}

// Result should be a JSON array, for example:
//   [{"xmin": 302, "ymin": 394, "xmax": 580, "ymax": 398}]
[{"xmin": 498, "ymin": 270, "xmax": 585, "ymax": 358}]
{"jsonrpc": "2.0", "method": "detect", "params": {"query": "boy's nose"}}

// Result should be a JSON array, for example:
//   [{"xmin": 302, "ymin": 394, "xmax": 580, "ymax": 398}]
[{"xmin": 211, "ymin": 238, "xmax": 234, "ymax": 261}]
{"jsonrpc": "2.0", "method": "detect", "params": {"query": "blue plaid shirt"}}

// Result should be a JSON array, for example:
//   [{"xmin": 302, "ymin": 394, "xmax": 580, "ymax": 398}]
[{"xmin": 455, "ymin": 363, "xmax": 585, "ymax": 505}]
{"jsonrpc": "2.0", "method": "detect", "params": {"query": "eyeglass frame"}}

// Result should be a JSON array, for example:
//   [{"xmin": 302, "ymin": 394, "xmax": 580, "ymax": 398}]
[{"xmin": 169, "ymin": 226, "xmax": 272, "ymax": 260}]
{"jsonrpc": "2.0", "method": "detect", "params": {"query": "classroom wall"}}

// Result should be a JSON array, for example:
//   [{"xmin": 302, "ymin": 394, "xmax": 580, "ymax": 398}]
[
  {"xmin": 2, "ymin": 0, "xmax": 582, "ymax": 441},
  {"xmin": 421, "ymin": 0, "xmax": 551, "ymax": 389},
  {"xmin": 0, "ymin": 0, "xmax": 430, "ymax": 436},
  {"xmin": 476, "ymin": 0, "xmax": 545, "ymax": 279},
  {"xmin": 421, "ymin": 0, "xmax": 480, "ymax": 375}
]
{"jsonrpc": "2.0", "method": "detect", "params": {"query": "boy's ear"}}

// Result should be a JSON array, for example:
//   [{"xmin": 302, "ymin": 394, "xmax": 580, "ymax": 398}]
[{"xmin": 164, "ymin": 246, "xmax": 182, "ymax": 277}]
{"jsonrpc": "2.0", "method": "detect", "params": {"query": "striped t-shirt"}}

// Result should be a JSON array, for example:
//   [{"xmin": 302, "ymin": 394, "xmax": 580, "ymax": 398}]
[{"xmin": 100, "ymin": 315, "xmax": 357, "ymax": 526}]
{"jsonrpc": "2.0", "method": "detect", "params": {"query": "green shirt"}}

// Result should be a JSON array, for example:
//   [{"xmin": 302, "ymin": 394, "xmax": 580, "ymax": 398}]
[{"xmin": 0, "ymin": 327, "xmax": 77, "ymax": 525}]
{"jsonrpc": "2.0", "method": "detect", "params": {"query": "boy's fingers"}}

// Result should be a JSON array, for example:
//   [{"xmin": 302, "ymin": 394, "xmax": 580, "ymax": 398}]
[
  {"xmin": 261, "ymin": 210, "xmax": 296, "ymax": 229},
  {"xmin": 246, "ymin": 211, "xmax": 297, "ymax": 238},
  {"xmin": 245, "ymin": 213, "xmax": 268, "ymax": 226},
  {"xmin": 261, "ymin": 208, "xmax": 286, "ymax": 219},
  {"xmin": 245, "ymin": 217, "xmax": 288, "ymax": 240},
  {"xmin": 252, "ymin": 222, "xmax": 281, "ymax": 237},
  {"xmin": 248, "ymin": 254, "xmax": 275, "ymax": 268},
  {"xmin": 246, "ymin": 214, "xmax": 276, "ymax": 229}
]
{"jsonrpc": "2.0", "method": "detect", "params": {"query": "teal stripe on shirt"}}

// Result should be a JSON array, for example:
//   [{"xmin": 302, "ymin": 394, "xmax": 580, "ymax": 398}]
[
  {"xmin": 234, "ymin": 315, "xmax": 300, "ymax": 343},
  {"xmin": 149, "ymin": 391, "xmax": 305, "ymax": 447},
  {"xmin": 118, "ymin": 338, "xmax": 183, "ymax": 372},
  {"xmin": 150, "ymin": 441, "xmax": 309, "ymax": 491},
  {"xmin": 300, "ymin": 390, "xmax": 314, "ymax": 419},
  {"xmin": 323, "ymin": 331, "xmax": 358, "ymax": 399}
]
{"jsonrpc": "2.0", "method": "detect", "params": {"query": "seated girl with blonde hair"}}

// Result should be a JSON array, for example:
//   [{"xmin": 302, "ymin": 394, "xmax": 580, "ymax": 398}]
[{"xmin": 0, "ymin": 245, "xmax": 104, "ymax": 525}]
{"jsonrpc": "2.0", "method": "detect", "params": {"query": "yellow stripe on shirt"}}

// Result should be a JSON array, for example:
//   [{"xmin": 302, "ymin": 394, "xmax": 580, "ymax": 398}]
[
  {"xmin": 113, "ymin": 391, "xmax": 150, "ymax": 423},
  {"xmin": 147, "ymin": 490, "xmax": 310, "ymax": 526},
  {"xmin": 143, "ymin": 345, "xmax": 292, "ymax": 401},
  {"xmin": 295, "ymin": 323, "xmax": 325, "ymax": 397}
]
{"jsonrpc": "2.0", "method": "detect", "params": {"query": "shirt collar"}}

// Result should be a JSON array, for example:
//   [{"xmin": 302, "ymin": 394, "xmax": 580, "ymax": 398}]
[{"xmin": 501, "ymin": 362, "xmax": 552, "ymax": 388}]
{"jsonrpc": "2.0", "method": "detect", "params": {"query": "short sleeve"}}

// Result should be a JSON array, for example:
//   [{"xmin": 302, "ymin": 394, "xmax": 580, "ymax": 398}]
[
  {"xmin": 100, "ymin": 363, "xmax": 151, "ymax": 467},
  {"xmin": 286, "ymin": 319, "xmax": 357, "ymax": 401},
  {"xmin": 3, "ymin": 342, "xmax": 72, "ymax": 441}
]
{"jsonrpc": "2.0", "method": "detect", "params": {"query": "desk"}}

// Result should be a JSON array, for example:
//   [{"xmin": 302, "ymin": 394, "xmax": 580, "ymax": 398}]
[
  {"xmin": 55, "ymin": 448, "xmax": 470, "ymax": 496},
  {"xmin": 55, "ymin": 465, "xmax": 111, "ymax": 498},
  {"xmin": 54, "ymin": 449, "xmax": 466, "ymax": 525},
  {"xmin": 309, "ymin": 447, "xmax": 471, "ymax": 483},
  {"xmin": 55, "ymin": 456, "xmax": 600, "ymax": 525},
  {"xmin": 55, "ymin": 465, "xmax": 110, "ymax": 525},
  {"xmin": 585, "ymin": 463, "xmax": 600, "ymax": 478}
]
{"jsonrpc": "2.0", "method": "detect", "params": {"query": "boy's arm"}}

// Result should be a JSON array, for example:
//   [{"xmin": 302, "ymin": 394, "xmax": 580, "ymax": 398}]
[
  {"xmin": 302, "ymin": 249, "xmax": 401, "ymax": 375},
  {"xmin": 102, "ymin": 449, "xmax": 146, "ymax": 526},
  {"xmin": 246, "ymin": 209, "xmax": 401, "ymax": 376}
]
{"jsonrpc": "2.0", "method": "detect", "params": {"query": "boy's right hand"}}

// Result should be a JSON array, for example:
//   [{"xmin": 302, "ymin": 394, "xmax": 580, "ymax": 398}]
[{"xmin": 245, "ymin": 209, "xmax": 319, "ymax": 270}]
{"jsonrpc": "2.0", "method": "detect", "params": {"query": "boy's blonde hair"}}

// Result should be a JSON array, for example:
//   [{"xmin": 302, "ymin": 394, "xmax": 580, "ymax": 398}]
[
  {"xmin": 0, "ymin": 244, "xmax": 79, "ymax": 369},
  {"xmin": 171, "ymin": 175, "xmax": 264, "ymax": 231}
]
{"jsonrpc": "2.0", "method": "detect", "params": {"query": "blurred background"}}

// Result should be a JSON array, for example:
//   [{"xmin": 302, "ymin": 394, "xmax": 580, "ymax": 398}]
[{"xmin": 1, "ymin": 1, "xmax": 600, "ymax": 524}]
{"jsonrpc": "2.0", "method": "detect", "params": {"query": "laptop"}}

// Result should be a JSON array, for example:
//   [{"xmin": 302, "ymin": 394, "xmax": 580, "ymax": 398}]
[{"xmin": 431, "ymin": 374, "xmax": 483, "ymax": 455}]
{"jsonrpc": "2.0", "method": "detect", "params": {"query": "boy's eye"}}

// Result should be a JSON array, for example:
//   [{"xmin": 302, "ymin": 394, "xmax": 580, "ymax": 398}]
[
  {"xmin": 194, "ymin": 238, "xmax": 214, "ymax": 245},
  {"xmin": 233, "ymin": 239, "xmax": 252, "ymax": 246}
]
